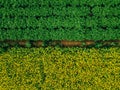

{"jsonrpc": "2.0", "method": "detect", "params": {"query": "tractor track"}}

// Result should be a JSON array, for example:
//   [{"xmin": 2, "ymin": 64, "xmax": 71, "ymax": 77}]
[{"xmin": 0, "ymin": 40, "xmax": 120, "ymax": 48}]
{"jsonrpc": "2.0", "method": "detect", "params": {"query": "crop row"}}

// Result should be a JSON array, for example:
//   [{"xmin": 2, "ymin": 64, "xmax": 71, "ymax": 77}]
[
  {"xmin": 0, "ymin": 29, "xmax": 120, "ymax": 40},
  {"xmin": 1, "ymin": 6, "xmax": 120, "ymax": 17},
  {"xmin": 0, "ymin": 47, "xmax": 120, "ymax": 89},
  {"xmin": 0, "ymin": 0, "xmax": 120, "ymax": 8},
  {"xmin": 1, "ymin": 15, "xmax": 120, "ymax": 29}
]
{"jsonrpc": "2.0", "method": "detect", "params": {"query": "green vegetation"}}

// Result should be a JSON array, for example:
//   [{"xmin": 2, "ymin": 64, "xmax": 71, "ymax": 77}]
[
  {"xmin": 0, "ymin": 47, "xmax": 120, "ymax": 89},
  {"xmin": 0, "ymin": 1, "xmax": 120, "ymax": 90},
  {"xmin": 0, "ymin": 0, "xmax": 120, "ymax": 40}
]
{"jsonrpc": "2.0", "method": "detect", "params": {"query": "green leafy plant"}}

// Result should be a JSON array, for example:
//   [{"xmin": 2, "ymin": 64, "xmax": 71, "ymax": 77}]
[
  {"xmin": 25, "ymin": 41, "xmax": 31, "ymax": 48},
  {"xmin": 0, "ymin": 48, "xmax": 5, "ymax": 53}
]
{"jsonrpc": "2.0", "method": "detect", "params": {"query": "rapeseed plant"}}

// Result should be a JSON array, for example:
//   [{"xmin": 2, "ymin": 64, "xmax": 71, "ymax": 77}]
[{"xmin": 0, "ymin": 47, "xmax": 120, "ymax": 89}]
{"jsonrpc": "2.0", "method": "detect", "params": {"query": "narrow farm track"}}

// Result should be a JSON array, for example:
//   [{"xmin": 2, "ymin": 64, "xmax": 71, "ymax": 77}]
[{"xmin": 0, "ymin": 40, "xmax": 120, "ymax": 48}]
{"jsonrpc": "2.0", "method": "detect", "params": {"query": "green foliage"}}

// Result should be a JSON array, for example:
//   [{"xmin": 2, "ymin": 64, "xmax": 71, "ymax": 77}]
[
  {"xmin": 0, "ymin": 0, "xmax": 120, "ymax": 41},
  {"xmin": 0, "ymin": 48, "xmax": 4, "ymax": 53},
  {"xmin": 25, "ymin": 41, "xmax": 31, "ymax": 48}
]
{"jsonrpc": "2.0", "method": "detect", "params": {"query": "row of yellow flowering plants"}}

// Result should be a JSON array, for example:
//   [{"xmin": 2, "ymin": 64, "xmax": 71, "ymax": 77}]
[{"xmin": 0, "ymin": 47, "xmax": 120, "ymax": 89}]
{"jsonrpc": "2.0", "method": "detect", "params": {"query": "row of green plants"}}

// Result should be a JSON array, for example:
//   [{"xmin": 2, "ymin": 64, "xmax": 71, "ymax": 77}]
[
  {"xmin": 1, "ymin": 0, "xmax": 120, "ymax": 7},
  {"xmin": 0, "ymin": 29, "xmax": 120, "ymax": 40},
  {"xmin": 1, "ymin": 5, "xmax": 119, "ymax": 17},
  {"xmin": 0, "ymin": 47, "xmax": 120, "ymax": 89},
  {"xmin": 1, "ymin": 14, "xmax": 120, "ymax": 29}
]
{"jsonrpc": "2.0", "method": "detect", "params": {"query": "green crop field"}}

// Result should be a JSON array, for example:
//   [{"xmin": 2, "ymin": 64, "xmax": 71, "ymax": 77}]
[
  {"xmin": 0, "ymin": 0, "xmax": 120, "ymax": 40},
  {"xmin": 0, "ymin": 47, "xmax": 120, "ymax": 89}
]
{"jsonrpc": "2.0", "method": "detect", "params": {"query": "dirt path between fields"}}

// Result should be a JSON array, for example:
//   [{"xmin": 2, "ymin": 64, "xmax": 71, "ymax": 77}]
[{"xmin": 0, "ymin": 40, "xmax": 120, "ymax": 48}]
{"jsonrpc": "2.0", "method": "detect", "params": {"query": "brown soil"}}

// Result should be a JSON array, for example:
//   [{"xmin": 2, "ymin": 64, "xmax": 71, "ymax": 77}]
[
  {"xmin": 0, "ymin": 40, "xmax": 120, "ymax": 47},
  {"xmin": 50, "ymin": 40, "xmax": 61, "ymax": 46},
  {"xmin": 103, "ymin": 40, "xmax": 120, "ymax": 46},
  {"xmin": 115, "ymin": 40, "xmax": 120, "ymax": 44},
  {"xmin": 4, "ymin": 40, "xmax": 17, "ymax": 47},
  {"xmin": 61, "ymin": 40, "xmax": 82, "ymax": 47},
  {"xmin": 83, "ymin": 40, "xmax": 95, "ymax": 46},
  {"xmin": 17, "ymin": 40, "xmax": 28, "ymax": 47},
  {"xmin": 32, "ymin": 40, "xmax": 43, "ymax": 47},
  {"xmin": 103, "ymin": 40, "xmax": 113, "ymax": 45}
]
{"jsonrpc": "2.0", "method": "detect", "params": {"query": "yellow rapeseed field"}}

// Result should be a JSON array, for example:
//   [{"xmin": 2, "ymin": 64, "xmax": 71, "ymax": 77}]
[{"xmin": 0, "ymin": 47, "xmax": 120, "ymax": 90}]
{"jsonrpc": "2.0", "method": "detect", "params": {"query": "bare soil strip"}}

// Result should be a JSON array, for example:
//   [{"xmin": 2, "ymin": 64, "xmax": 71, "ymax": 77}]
[{"xmin": 0, "ymin": 40, "xmax": 120, "ymax": 47}]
